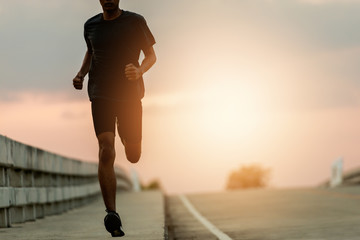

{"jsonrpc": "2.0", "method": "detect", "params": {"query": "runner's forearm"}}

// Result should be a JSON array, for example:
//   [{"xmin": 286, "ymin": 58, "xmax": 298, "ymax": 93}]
[
  {"xmin": 139, "ymin": 48, "xmax": 156, "ymax": 75},
  {"xmin": 77, "ymin": 50, "xmax": 92, "ymax": 78}
]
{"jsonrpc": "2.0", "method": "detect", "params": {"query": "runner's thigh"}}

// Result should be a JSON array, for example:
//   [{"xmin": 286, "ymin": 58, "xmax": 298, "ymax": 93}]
[{"xmin": 116, "ymin": 100, "xmax": 142, "ymax": 143}]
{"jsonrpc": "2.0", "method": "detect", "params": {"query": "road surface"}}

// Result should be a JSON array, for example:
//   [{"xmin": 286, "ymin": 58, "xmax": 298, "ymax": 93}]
[{"xmin": 167, "ymin": 187, "xmax": 360, "ymax": 240}]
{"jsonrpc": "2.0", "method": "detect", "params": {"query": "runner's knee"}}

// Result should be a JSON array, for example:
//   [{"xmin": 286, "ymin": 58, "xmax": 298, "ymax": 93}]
[
  {"xmin": 99, "ymin": 144, "xmax": 115, "ymax": 164},
  {"xmin": 98, "ymin": 132, "xmax": 115, "ymax": 165},
  {"xmin": 126, "ymin": 151, "xmax": 141, "ymax": 164},
  {"xmin": 124, "ymin": 142, "xmax": 141, "ymax": 164}
]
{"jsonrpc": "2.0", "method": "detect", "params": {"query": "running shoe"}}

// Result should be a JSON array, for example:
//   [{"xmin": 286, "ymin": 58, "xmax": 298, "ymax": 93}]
[{"xmin": 104, "ymin": 210, "xmax": 125, "ymax": 237}]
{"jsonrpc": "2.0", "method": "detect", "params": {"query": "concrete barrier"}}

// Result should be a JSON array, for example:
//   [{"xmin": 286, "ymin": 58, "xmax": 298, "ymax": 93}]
[
  {"xmin": 0, "ymin": 135, "xmax": 132, "ymax": 227},
  {"xmin": 320, "ymin": 166, "xmax": 360, "ymax": 188}
]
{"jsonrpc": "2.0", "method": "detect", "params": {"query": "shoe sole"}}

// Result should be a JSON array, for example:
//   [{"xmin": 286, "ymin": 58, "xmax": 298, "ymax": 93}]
[
  {"xmin": 104, "ymin": 214, "xmax": 125, "ymax": 237},
  {"xmin": 111, "ymin": 229, "xmax": 125, "ymax": 237}
]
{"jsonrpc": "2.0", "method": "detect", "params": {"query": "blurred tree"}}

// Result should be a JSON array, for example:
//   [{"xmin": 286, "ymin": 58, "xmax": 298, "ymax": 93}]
[
  {"xmin": 226, "ymin": 164, "xmax": 271, "ymax": 190},
  {"xmin": 141, "ymin": 179, "xmax": 161, "ymax": 190}
]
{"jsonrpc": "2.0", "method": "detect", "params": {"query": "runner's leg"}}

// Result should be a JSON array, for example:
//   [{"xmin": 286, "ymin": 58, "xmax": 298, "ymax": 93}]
[
  {"xmin": 117, "ymin": 100, "xmax": 142, "ymax": 164},
  {"xmin": 92, "ymin": 99, "xmax": 117, "ymax": 212},
  {"xmin": 97, "ymin": 132, "xmax": 117, "ymax": 212},
  {"xmin": 123, "ymin": 140, "xmax": 141, "ymax": 163}
]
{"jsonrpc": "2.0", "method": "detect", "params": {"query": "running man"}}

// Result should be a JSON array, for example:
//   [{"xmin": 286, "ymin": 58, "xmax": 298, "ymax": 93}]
[{"xmin": 72, "ymin": 0, "xmax": 156, "ymax": 237}]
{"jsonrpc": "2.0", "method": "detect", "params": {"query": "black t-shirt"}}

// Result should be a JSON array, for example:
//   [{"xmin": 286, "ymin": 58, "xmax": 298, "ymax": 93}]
[{"xmin": 84, "ymin": 10, "xmax": 156, "ymax": 101}]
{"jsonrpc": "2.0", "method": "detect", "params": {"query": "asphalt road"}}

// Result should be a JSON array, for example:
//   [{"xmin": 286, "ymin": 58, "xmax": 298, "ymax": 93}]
[{"xmin": 167, "ymin": 187, "xmax": 360, "ymax": 240}]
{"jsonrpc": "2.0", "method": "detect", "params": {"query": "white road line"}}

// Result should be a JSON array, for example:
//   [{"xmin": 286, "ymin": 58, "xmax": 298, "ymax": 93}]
[{"xmin": 179, "ymin": 195, "xmax": 233, "ymax": 240}]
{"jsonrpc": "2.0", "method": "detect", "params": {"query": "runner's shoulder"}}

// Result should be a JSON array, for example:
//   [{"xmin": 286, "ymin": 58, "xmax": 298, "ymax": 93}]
[
  {"xmin": 84, "ymin": 13, "xmax": 103, "ymax": 28},
  {"xmin": 122, "ymin": 10, "xmax": 146, "ymax": 23}
]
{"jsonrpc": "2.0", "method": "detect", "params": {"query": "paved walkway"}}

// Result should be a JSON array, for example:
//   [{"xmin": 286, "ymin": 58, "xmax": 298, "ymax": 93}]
[{"xmin": 0, "ymin": 191, "xmax": 165, "ymax": 240}]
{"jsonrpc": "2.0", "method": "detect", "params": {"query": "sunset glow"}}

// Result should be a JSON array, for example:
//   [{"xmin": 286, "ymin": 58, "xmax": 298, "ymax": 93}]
[{"xmin": 1, "ymin": 0, "xmax": 360, "ymax": 193}]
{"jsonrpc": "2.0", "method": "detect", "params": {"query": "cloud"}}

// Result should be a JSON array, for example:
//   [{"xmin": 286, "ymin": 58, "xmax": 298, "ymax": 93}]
[
  {"xmin": 0, "ymin": 1, "xmax": 99, "ymax": 92},
  {"xmin": 2, "ymin": 0, "xmax": 360, "ymax": 112},
  {"xmin": 61, "ymin": 110, "xmax": 88, "ymax": 120},
  {"xmin": 0, "ymin": 88, "xmax": 88, "ymax": 102}
]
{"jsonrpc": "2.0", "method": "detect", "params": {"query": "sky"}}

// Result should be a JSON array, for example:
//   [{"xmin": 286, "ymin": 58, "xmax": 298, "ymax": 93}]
[{"xmin": 1, "ymin": 0, "xmax": 360, "ymax": 194}]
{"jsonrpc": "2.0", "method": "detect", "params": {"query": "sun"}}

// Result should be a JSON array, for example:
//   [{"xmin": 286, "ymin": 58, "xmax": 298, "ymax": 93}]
[{"xmin": 193, "ymin": 80, "xmax": 266, "ymax": 142}]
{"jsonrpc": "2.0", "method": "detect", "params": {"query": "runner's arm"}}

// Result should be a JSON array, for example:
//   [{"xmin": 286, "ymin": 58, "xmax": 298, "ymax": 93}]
[
  {"xmin": 125, "ymin": 46, "xmax": 156, "ymax": 81},
  {"xmin": 140, "ymin": 46, "xmax": 157, "ymax": 75},
  {"xmin": 73, "ymin": 50, "xmax": 92, "ymax": 90}
]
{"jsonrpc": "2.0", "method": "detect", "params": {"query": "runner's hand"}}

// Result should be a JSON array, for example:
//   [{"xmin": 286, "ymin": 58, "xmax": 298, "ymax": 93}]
[
  {"xmin": 125, "ymin": 64, "xmax": 142, "ymax": 81},
  {"xmin": 73, "ymin": 75, "xmax": 84, "ymax": 90}
]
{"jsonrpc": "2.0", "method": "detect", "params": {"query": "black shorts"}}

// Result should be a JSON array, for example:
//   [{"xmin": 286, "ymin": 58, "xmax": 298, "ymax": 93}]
[{"xmin": 91, "ymin": 99, "xmax": 142, "ymax": 143}]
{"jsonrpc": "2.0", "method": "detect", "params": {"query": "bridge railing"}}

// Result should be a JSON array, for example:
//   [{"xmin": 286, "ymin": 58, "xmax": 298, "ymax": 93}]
[
  {"xmin": 320, "ymin": 167, "xmax": 360, "ymax": 188},
  {"xmin": 0, "ymin": 135, "xmax": 132, "ymax": 227}
]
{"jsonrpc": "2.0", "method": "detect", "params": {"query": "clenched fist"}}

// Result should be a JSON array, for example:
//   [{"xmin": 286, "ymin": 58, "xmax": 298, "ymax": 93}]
[
  {"xmin": 125, "ymin": 64, "xmax": 142, "ymax": 81},
  {"xmin": 73, "ymin": 75, "xmax": 84, "ymax": 90}
]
